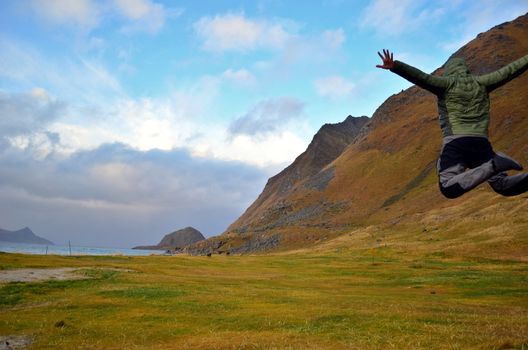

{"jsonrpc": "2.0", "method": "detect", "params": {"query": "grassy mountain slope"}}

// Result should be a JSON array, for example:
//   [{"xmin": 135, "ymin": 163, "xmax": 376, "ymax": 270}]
[{"xmin": 188, "ymin": 14, "xmax": 528, "ymax": 257}]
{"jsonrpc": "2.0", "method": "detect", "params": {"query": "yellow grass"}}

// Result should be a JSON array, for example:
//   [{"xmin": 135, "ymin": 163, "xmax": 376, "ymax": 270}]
[{"xmin": 1, "ymin": 235, "xmax": 527, "ymax": 349}]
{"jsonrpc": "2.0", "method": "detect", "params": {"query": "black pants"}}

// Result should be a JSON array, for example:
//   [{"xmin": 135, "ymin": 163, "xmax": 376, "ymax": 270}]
[
  {"xmin": 437, "ymin": 137, "xmax": 528, "ymax": 198},
  {"xmin": 437, "ymin": 137, "xmax": 495, "ymax": 199}
]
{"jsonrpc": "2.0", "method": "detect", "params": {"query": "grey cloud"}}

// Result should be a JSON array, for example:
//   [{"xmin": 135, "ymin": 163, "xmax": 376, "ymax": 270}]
[
  {"xmin": 0, "ymin": 90, "xmax": 66, "ymax": 138},
  {"xmin": 228, "ymin": 97, "xmax": 304, "ymax": 136},
  {"xmin": 0, "ymin": 143, "xmax": 269, "ymax": 248}
]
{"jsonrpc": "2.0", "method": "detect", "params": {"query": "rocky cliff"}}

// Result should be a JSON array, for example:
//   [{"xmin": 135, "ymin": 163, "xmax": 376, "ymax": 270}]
[{"xmin": 187, "ymin": 14, "xmax": 528, "ymax": 257}]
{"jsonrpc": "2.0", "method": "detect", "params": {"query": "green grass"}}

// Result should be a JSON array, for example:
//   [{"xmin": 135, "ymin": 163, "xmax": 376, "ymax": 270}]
[{"xmin": 0, "ymin": 250, "xmax": 527, "ymax": 349}]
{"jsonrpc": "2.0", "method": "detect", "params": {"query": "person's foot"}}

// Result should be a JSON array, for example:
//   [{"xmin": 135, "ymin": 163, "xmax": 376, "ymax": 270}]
[
  {"xmin": 493, "ymin": 152, "xmax": 523, "ymax": 172},
  {"xmin": 489, "ymin": 172, "xmax": 528, "ymax": 196}
]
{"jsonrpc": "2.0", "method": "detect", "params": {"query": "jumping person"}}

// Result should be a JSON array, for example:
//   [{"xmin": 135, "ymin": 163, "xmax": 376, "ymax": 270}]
[{"xmin": 376, "ymin": 50, "xmax": 528, "ymax": 198}]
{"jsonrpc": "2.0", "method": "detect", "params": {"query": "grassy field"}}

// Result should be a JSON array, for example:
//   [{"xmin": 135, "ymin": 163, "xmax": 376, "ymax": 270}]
[{"xmin": 0, "ymin": 245, "xmax": 527, "ymax": 350}]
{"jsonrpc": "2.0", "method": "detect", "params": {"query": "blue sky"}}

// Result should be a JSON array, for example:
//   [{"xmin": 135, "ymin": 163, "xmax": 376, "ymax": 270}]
[{"xmin": 1, "ymin": 0, "xmax": 527, "ymax": 247}]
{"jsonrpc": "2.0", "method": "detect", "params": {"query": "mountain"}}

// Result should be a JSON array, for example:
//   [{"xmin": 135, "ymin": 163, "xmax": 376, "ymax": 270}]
[
  {"xmin": 187, "ymin": 13, "xmax": 528, "ymax": 257},
  {"xmin": 134, "ymin": 227, "xmax": 205, "ymax": 250},
  {"xmin": 227, "ymin": 115, "xmax": 369, "ymax": 234},
  {"xmin": 0, "ymin": 227, "xmax": 54, "ymax": 245}
]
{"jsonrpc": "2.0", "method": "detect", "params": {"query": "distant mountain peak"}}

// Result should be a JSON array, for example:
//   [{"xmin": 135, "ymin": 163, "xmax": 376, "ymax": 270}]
[{"xmin": 0, "ymin": 227, "xmax": 54, "ymax": 245}]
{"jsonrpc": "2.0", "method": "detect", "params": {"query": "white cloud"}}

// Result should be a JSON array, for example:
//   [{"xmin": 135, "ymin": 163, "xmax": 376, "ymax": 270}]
[
  {"xmin": 45, "ymin": 97, "xmax": 195, "ymax": 155},
  {"xmin": 115, "ymin": 0, "xmax": 157, "ymax": 20},
  {"xmin": 314, "ymin": 75, "xmax": 355, "ymax": 99},
  {"xmin": 208, "ymin": 130, "xmax": 308, "ymax": 168},
  {"xmin": 45, "ymin": 96, "xmax": 309, "ymax": 169},
  {"xmin": 29, "ymin": 0, "xmax": 182, "ymax": 34},
  {"xmin": 114, "ymin": 0, "xmax": 182, "ymax": 33},
  {"xmin": 30, "ymin": 0, "xmax": 100, "ymax": 28},
  {"xmin": 23, "ymin": 83, "xmax": 308, "ymax": 168},
  {"xmin": 360, "ymin": 0, "xmax": 444, "ymax": 36},
  {"xmin": 194, "ymin": 13, "xmax": 294, "ymax": 52},
  {"xmin": 222, "ymin": 69, "xmax": 257, "ymax": 87}
]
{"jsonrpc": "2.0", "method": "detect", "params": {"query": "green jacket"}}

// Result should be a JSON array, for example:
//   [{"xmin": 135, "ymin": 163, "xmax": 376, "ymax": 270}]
[{"xmin": 390, "ymin": 54, "xmax": 528, "ymax": 137}]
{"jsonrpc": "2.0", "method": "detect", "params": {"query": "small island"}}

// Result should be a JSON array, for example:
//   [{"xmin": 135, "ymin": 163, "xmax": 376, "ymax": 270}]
[{"xmin": 133, "ymin": 227, "xmax": 205, "ymax": 252}]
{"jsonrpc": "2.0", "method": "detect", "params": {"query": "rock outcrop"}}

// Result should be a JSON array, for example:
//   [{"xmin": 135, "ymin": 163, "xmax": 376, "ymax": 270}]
[{"xmin": 134, "ymin": 227, "xmax": 205, "ymax": 250}]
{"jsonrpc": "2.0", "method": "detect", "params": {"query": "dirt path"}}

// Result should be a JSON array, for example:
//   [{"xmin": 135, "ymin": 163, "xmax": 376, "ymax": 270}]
[
  {"xmin": 0, "ymin": 268, "xmax": 88, "ymax": 283},
  {"xmin": 0, "ymin": 335, "xmax": 33, "ymax": 350}
]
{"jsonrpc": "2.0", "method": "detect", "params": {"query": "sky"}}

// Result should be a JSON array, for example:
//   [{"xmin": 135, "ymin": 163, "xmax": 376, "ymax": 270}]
[{"xmin": 1, "ymin": 0, "xmax": 527, "ymax": 248}]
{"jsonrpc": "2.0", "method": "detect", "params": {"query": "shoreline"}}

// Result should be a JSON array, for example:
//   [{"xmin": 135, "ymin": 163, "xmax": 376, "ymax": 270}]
[{"xmin": 0, "ymin": 242, "xmax": 166, "ymax": 257}]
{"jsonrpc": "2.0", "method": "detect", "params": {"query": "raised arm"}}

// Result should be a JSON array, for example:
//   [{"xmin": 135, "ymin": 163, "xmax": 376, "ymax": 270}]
[
  {"xmin": 376, "ymin": 49, "xmax": 449, "ymax": 94},
  {"xmin": 476, "ymin": 54, "xmax": 528, "ymax": 92}
]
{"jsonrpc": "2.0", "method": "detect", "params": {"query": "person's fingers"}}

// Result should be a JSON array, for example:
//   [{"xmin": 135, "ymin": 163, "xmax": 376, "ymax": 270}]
[
  {"xmin": 390, "ymin": 52, "xmax": 393, "ymax": 61},
  {"xmin": 378, "ymin": 51, "xmax": 384, "ymax": 60}
]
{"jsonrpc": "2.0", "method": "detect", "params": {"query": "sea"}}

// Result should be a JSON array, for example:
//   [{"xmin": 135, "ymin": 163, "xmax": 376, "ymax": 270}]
[{"xmin": 0, "ymin": 241, "xmax": 166, "ymax": 256}]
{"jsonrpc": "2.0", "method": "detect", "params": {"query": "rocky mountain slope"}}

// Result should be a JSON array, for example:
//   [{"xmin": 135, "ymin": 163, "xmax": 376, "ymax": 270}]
[
  {"xmin": 187, "ymin": 14, "xmax": 528, "ymax": 257},
  {"xmin": 0, "ymin": 227, "xmax": 54, "ymax": 245},
  {"xmin": 134, "ymin": 227, "xmax": 205, "ymax": 250},
  {"xmin": 227, "ymin": 115, "xmax": 369, "ymax": 234}
]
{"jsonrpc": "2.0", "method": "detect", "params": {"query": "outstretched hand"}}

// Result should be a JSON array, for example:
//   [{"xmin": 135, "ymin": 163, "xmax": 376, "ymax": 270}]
[{"xmin": 376, "ymin": 49, "xmax": 394, "ymax": 70}]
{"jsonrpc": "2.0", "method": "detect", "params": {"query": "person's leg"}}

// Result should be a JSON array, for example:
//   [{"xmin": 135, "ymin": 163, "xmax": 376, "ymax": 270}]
[
  {"xmin": 438, "ymin": 160, "xmax": 496, "ymax": 198},
  {"xmin": 437, "ymin": 139, "xmax": 471, "ymax": 199},
  {"xmin": 436, "ymin": 137, "xmax": 522, "ymax": 199},
  {"xmin": 488, "ymin": 172, "xmax": 528, "ymax": 196},
  {"xmin": 437, "ymin": 161, "xmax": 467, "ymax": 198}
]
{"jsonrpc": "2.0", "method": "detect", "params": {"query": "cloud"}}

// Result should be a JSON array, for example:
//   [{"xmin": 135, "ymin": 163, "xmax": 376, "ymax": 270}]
[
  {"xmin": 41, "ymin": 90, "xmax": 308, "ymax": 169},
  {"xmin": 29, "ymin": 0, "xmax": 181, "ymax": 34},
  {"xmin": 0, "ymin": 63, "xmax": 305, "ymax": 168},
  {"xmin": 222, "ymin": 69, "xmax": 257, "ymax": 87},
  {"xmin": 30, "ymin": 0, "xmax": 100, "ymax": 28},
  {"xmin": 228, "ymin": 97, "xmax": 305, "ymax": 137},
  {"xmin": 0, "ymin": 88, "xmax": 68, "ymax": 159},
  {"xmin": 360, "ymin": 0, "xmax": 445, "ymax": 36},
  {"xmin": 194, "ymin": 13, "xmax": 294, "ymax": 52},
  {"xmin": 0, "ymin": 142, "xmax": 270, "ymax": 247},
  {"xmin": 0, "ymin": 88, "xmax": 66, "ymax": 138},
  {"xmin": 114, "ymin": 0, "xmax": 183, "ymax": 33},
  {"xmin": 114, "ymin": 0, "xmax": 159, "ymax": 20},
  {"xmin": 193, "ymin": 12, "xmax": 348, "ymax": 71},
  {"xmin": 0, "ymin": 34, "xmax": 311, "ymax": 168}
]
